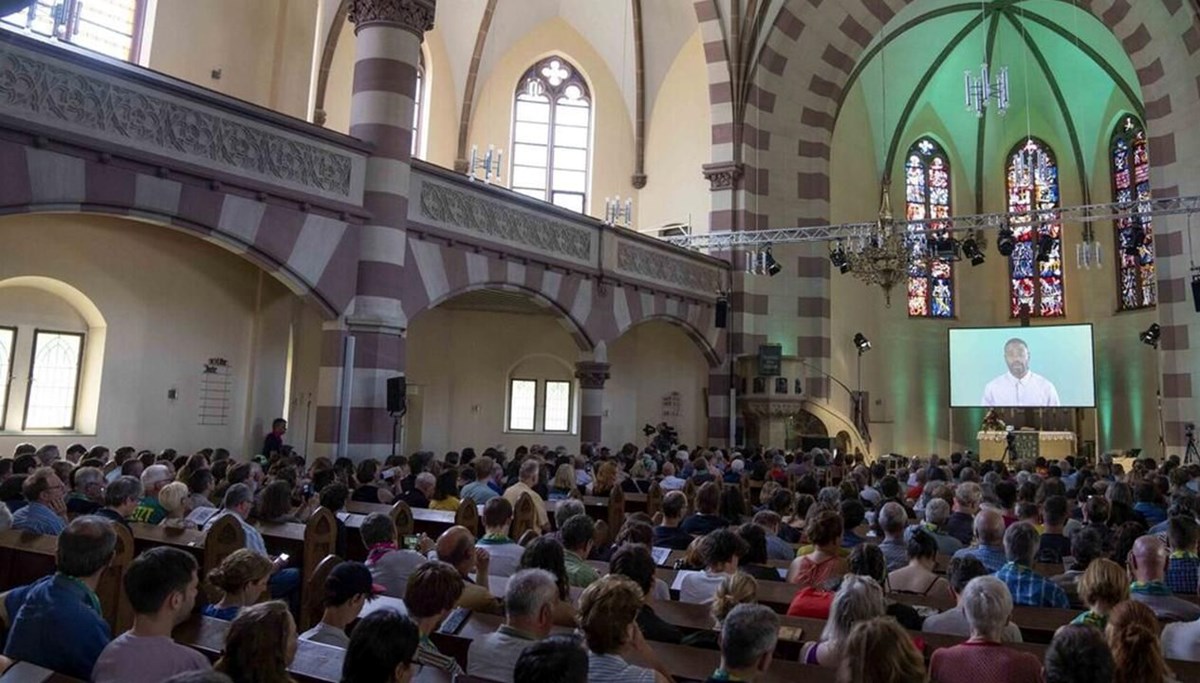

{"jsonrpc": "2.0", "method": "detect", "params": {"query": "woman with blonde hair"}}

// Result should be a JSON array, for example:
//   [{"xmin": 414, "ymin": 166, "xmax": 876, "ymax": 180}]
[
  {"xmin": 158, "ymin": 481, "xmax": 195, "ymax": 528},
  {"xmin": 1106, "ymin": 600, "xmax": 1177, "ymax": 683},
  {"xmin": 837, "ymin": 617, "xmax": 927, "ymax": 683},
  {"xmin": 214, "ymin": 601, "xmax": 297, "ymax": 683},
  {"xmin": 549, "ymin": 463, "xmax": 577, "ymax": 500},
  {"xmin": 204, "ymin": 549, "xmax": 274, "ymax": 620},
  {"xmin": 589, "ymin": 461, "xmax": 618, "ymax": 497},
  {"xmin": 1071, "ymin": 558, "xmax": 1129, "ymax": 629},
  {"xmin": 712, "ymin": 571, "xmax": 757, "ymax": 625},
  {"xmin": 799, "ymin": 575, "xmax": 886, "ymax": 667}
]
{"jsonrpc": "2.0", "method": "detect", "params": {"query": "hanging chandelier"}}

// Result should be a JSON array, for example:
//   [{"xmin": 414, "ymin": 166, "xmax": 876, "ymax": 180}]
[
  {"xmin": 1012, "ymin": 139, "xmax": 1054, "ymax": 187},
  {"xmin": 964, "ymin": 63, "xmax": 1010, "ymax": 118},
  {"xmin": 835, "ymin": 181, "xmax": 912, "ymax": 307}
]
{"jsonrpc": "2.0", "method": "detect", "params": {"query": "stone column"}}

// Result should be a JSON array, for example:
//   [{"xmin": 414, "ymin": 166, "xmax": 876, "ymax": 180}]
[
  {"xmin": 314, "ymin": 0, "xmax": 434, "ymax": 459},
  {"xmin": 575, "ymin": 361, "xmax": 611, "ymax": 449}
]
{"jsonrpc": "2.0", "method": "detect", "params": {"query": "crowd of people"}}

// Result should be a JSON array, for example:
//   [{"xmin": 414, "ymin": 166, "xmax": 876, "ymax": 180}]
[{"xmin": 0, "ymin": 433, "xmax": 1196, "ymax": 682}]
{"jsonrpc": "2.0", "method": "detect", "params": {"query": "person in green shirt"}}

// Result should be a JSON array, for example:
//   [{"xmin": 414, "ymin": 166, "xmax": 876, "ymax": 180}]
[
  {"xmin": 561, "ymin": 514, "xmax": 599, "ymax": 588},
  {"xmin": 128, "ymin": 465, "xmax": 171, "ymax": 524}
]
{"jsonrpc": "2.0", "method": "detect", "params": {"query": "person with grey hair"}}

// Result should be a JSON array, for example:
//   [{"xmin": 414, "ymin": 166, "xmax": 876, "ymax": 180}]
[
  {"xmin": 929, "ymin": 576, "xmax": 1043, "ymax": 683},
  {"xmin": 817, "ymin": 486, "xmax": 842, "ymax": 507},
  {"xmin": 67, "ymin": 466, "xmax": 105, "ymax": 516},
  {"xmin": 11, "ymin": 467, "xmax": 67, "ymax": 535},
  {"xmin": 130, "ymin": 464, "xmax": 172, "ymax": 524},
  {"xmin": 923, "ymin": 497, "xmax": 964, "ymax": 555},
  {"xmin": 923, "ymin": 556, "xmax": 1023, "ymax": 643},
  {"xmin": 950, "ymin": 508, "xmax": 1007, "ymax": 572},
  {"xmin": 359, "ymin": 512, "xmax": 433, "ymax": 598},
  {"xmin": 944, "ymin": 482, "xmax": 982, "ymax": 546},
  {"xmin": 708, "ymin": 604, "xmax": 779, "ymax": 682},
  {"xmin": 94, "ymin": 475, "xmax": 143, "ymax": 529},
  {"xmin": 34, "ymin": 444, "xmax": 60, "ymax": 467},
  {"xmin": 876, "ymin": 502, "xmax": 909, "ymax": 572},
  {"xmin": 995, "ymin": 521, "xmax": 1068, "ymax": 607},
  {"xmin": 554, "ymin": 497, "xmax": 587, "ymax": 531},
  {"xmin": 798, "ymin": 575, "xmax": 886, "ymax": 667},
  {"xmin": 466, "ymin": 569, "xmax": 559, "ymax": 682},
  {"xmin": 503, "ymin": 459, "xmax": 551, "ymax": 532}
]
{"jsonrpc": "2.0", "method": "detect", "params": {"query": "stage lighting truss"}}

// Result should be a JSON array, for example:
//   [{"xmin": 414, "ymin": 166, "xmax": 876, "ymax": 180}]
[{"xmin": 662, "ymin": 195, "xmax": 1200, "ymax": 252}]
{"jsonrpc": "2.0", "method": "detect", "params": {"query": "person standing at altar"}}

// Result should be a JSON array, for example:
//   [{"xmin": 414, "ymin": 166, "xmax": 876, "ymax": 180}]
[{"xmin": 981, "ymin": 338, "xmax": 1061, "ymax": 407}]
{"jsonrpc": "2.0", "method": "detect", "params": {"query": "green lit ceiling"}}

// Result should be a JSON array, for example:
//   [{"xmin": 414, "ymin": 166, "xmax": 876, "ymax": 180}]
[{"xmin": 838, "ymin": 0, "xmax": 1142, "ymax": 210}]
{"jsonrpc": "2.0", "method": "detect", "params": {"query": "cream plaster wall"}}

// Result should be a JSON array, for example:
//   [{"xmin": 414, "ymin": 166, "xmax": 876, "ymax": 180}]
[
  {"xmin": 0, "ymin": 214, "xmax": 319, "ymax": 457},
  {"xmin": 639, "ymin": 29, "xmax": 711, "ymax": 236},
  {"xmin": 827, "ymin": 89, "xmax": 1159, "ymax": 458},
  {"xmin": 607, "ymin": 321, "xmax": 710, "ymax": 449},
  {"xmin": 147, "ymin": 0, "xmax": 318, "ymax": 119}
]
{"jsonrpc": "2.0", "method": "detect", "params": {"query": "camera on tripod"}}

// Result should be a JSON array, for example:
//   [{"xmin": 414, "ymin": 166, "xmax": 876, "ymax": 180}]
[{"xmin": 1187, "ymin": 423, "xmax": 1195, "ymax": 440}]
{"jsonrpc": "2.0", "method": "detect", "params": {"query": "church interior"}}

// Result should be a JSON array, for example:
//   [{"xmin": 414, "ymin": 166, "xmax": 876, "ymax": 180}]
[{"xmin": 0, "ymin": 0, "xmax": 1199, "ymax": 681}]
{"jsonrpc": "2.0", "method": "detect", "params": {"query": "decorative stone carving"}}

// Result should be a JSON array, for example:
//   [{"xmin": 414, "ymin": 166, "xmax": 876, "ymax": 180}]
[
  {"xmin": 631, "ymin": 173, "xmax": 647, "ymax": 189},
  {"xmin": 616, "ymin": 241, "xmax": 720, "ymax": 293},
  {"xmin": 702, "ymin": 161, "xmax": 743, "ymax": 191},
  {"xmin": 348, "ymin": 0, "xmax": 436, "ymax": 35},
  {"xmin": 418, "ymin": 180, "xmax": 594, "ymax": 262},
  {"xmin": 740, "ymin": 397, "xmax": 806, "ymax": 420},
  {"xmin": 575, "ymin": 362, "xmax": 611, "ymax": 390},
  {"xmin": 0, "ymin": 42, "xmax": 359, "ymax": 203}
]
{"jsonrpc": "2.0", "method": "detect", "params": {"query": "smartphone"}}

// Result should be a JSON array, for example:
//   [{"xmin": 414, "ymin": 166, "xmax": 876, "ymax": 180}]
[
  {"xmin": 301, "ymin": 483, "xmax": 313, "ymax": 497},
  {"xmin": 277, "ymin": 552, "xmax": 290, "ymax": 563},
  {"xmin": 381, "ymin": 467, "xmax": 397, "ymax": 480},
  {"xmin": 403, "ymin": 535, "xmax": 420, "ymax": 550}
]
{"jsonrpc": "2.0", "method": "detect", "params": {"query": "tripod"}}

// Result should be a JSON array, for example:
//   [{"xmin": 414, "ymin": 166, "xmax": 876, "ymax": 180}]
[
  {"xmin": 1002, "ymin": 434, "xmax": 1020, "ymax": 464},
  {"xmin": 1185, "ymin": 429, "xmax": 1199, "ymax": 466}
]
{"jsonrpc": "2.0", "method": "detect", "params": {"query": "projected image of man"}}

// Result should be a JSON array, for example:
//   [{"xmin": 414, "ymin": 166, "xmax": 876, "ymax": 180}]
[{"xmin": 981, "ymin": 338, "xmax": 1060, "ymax": 407}]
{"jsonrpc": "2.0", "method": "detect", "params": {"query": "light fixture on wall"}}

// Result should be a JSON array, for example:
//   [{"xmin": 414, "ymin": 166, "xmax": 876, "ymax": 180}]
[
  {"xmin": 604, "ymin": 197, "xmax": 634, "ymax": 228},
  {"xmin": 466, "ymin": 144, "xmax": 504, "ymax": 184},
  {"xmin": 746, "ymin": 244, "xmax": 782, "ymax": 276},
  {"xmin": 1140, "ymin": 323, "xmax": 1161, "ymax": 348},
  {"xmin": 1077, "ymin": 224, "xmax": 1103, "ymax": 270}
]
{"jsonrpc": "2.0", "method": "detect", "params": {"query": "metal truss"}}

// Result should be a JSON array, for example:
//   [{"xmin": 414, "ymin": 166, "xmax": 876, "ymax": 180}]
[{"xmin": 661, "ymin": 195, "xmax": 1200, "ymax": 251}]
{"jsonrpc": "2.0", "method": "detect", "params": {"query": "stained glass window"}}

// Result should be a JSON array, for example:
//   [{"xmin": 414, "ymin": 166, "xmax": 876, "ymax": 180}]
[
  {"xmin": 1111, "ymin": 115, "xmax": 1156, "ymax": 310},
  {"xmin": 1006, "ymin": 138, "xmax": 1064, "ymax": 317},
  {"xmin": 2, "ymin": 0, "xmax": 145, "ymax": 62},
  {"xmin": 905, "ymin": 138, "xmax": 954, "ymax": 318},
  {"xmin": 511, "ymin": 56, "xmax": 592, "ymax": 214}
]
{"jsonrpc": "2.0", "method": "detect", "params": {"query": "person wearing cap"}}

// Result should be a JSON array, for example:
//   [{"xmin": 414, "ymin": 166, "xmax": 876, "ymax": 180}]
[{"xmin": 300, "ymin": 561, "xmax": 383, "ymax": 648}]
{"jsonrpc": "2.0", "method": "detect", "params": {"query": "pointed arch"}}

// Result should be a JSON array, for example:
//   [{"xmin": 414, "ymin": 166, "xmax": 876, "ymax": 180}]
[
  {"xmin": 510, "ymin": 55, "xmax": 593, "ymax": 213},
  {"xmin": 1110, "ymin": 113, "xmax": 1156, "ymax": 311},
  {"xmin": 1006, "ymin": 137, "xmax": 1064, "ymax": 318}
]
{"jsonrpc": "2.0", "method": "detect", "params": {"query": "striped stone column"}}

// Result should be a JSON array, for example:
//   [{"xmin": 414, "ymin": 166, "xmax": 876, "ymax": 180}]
[
  {"xmin": 575, "ymin": 362, "xmax": 611, "ymax": 449},
  {"xmin": 314, "ymin": 0, "xmax": 434, "ymax": 460}
]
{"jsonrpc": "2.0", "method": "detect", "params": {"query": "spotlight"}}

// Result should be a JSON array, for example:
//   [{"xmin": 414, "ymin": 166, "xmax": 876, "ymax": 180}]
[
  {"xmin": 997, "ymin": 227, "xmax": 1015, "ymax": 257},
  {"xmin": 1125, "ymin": 226, "xmax": 1146, "ymax": 257},
  {"xmin": 853, "ymin": 332, "xmax": 871, "ymax": 354},
  {"xmin": 1140, "ymin": 323, "xmax": 1161, "ymax": 349},
  {"xmin": 934, "ymin": 235, "xmax": 961, "ymax": 262},
  {"xmin": 962, "ymin": 238, "xmax": 986, "ymax": 266},
  {"xmin": 1036, "ymin": 233, "xmax": 1055, "ymax": 263},
  {"xmin": 830, "ymin": 241, "xmax": 850, "ymax": 274},
  {"xmin": 764, "ymin": 246, "xmax": 781, "ymax": 277}
]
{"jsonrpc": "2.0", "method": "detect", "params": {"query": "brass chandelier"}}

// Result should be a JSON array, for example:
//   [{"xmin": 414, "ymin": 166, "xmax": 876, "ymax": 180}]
[{"xmin": 831, "ymin": 181, "xmax": 912, "ymax": 307}]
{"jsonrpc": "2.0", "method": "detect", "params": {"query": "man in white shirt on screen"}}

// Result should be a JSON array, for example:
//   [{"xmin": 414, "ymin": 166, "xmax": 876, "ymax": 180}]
[{"xmin": 981, "ymin": 337, "xmax": 1061, "ymax": 407}]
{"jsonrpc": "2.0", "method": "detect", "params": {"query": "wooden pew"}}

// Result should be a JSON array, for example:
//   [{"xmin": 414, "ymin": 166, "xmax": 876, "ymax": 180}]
[
  {"xmin": 174, "ymin": 615, "xmax": 342, "ymax": 683},
  {"xmin": 511, "ymin": 493, "xmax": 536, "ymax": 540},
  {"xmin": 301, "ymin": 554, "xmax": 342, "ymax": 631},
  {"xmin": 456, "ymin": 498, "xmax": 480, "ymax": 535},
  {"xmin": 0, "ymin": 661, "xmax": 85, "ymax": 682},
  {"xmin": 346, "ymin": 500, "xmax": 457, "ymax": 538}
]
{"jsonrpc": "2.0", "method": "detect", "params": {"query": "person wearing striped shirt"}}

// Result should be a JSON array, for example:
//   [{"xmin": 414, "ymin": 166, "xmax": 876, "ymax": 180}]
[
  {"xmin": 404, "ymin": 561, "xmax": 465, "ymax": 676},
  {"xmin": 994, "ymin": 522, "xmax": 1070, "ymax": 608},
  {"xmin": 578, "ymin": 575, "xmax": 674, "ymax": 683}
]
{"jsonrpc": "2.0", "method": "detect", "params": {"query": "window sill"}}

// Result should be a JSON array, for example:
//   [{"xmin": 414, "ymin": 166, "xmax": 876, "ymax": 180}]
[
  {"xmin": 0, "ymin": 430, "xmax": 96, "ymax": 437},
  {"xmin": 504, "ymin": 430, "xmax": 577, "ymax": 437}
]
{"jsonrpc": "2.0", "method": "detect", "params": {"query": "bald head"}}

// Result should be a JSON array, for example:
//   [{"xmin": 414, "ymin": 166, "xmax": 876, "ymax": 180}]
[
  {"xmin": 1130, "ymin": 534, "xmax": 1168, "ymax": 582},
  {"xmin": 974, "ymin": 508, "xmax": 1005, "ymax": 546},
  {"xmin": 436, "ymin": 525, "xmax": 477, "ymax": 575}
]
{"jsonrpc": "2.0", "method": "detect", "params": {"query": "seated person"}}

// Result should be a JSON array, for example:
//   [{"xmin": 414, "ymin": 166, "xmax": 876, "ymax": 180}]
[
  {"xmin": 887, "ymin": 527, "xmax": 951, "ymax": 601},
  {"xmin": 995, "ymin": 522, "xmax": 1070, "ymax": 608},
  {"xmin": 435, "ymin": 525, "xmax": 502, "ymax": 614},
  {"xmin": 610, "ymin": 543, "xmax": 683, "ymax": 644},
  {"xmin": 360, "ymin": 512, "xmax": 434, "ymax": 598},
  {"xmin": 799, "ymin": 575, "xmax": 886, "ymax": 668},
  {"xmin": 950, "ymin": 508, "xmax": 1008, "ymax": 573},
  {"xmin": 406, "ymin": 561, "xmax": 466, "ymax": 676},
  {"xmin": 653, "ymin": 491, "xmax": 694, "ymax": 550},
  {"xmin": 923, "ymin": 556, "xmax": 1023, "ymax": 642},
  {"xmin": 514, "ymin": 634, "xmax": 589, "ymax": 683},
  {"xmin": 681, "ymin": 482, "xmax": 730, "ymax": 536},
  {"xmin": 1043, "ymin": 625, "xmax": 1115, "ymax": 683},
  {"xmin": 1105, "ymin": 600, "xmax": 1176, "ymax": 683},
  {"xmin": 1036, "ymin": 495, "xmax": 1073, "ymax": 564},
  {"xmin": 129, "ymin": 465, "xmax": 172, "ymax": 524},
  {"xmin": 928, "ymin": 577, "xmax": 1043, "ymax": 683},
  {"xmin": 341, "ymin": 610, "xmax": 420, "ymax": 683},
  {"xmin": 680, "ymin": 528, "xmax": 747, "ymax": 604},
  {"xmin": 66, "ymin": 465, "xmax": 104, "ymax": 516},
  {"xmin": 93, "ymin": 475, "xmax": 141, "ymax": 529},
  {"xmin": 202, "ymin": 549, "xmax": 273, "ymax": 620},
  {"xmin": 300, "ymin": 561, "xmax": 382, "ymax": 647},
  {"xmin": 752, "ymin": 510, "xmax": 796, "ymax": 562},
  {"xmin": 837, "ymin": 617, "xmax": 927, "ymax": 683},
  {"xmin": 476, "ymin": 497, "xmax": 525, "ymax": 577},
  {"xmin": 875, "ymin": 502, "xmax": 910, "ymax": 571},
  {"xmin": 707, "ymin": 604, "xmax": 779, "ymax": 683},
  {"xmin": 467, "ymin": 569, "xmax": 558, "ymax": 682},
  {"xmin": 1, "ymin": 516, "xmax": 114, "ymax": 678},
  {"xmin": 1165, "ymin": 515, "xmax": 1200, "ymax": 595},
  {"xmin": 682, "ymin": 572, "xmax": 758, "ymax": 650},
  {"xmin": 92, "ymin": 547, "xmax": 212, "ymax": 683},
  {"xmin": 560, "ymin": 514, "xmax": 601, "ymax": 588},
  {"xmin": 578, "ymin": 575, "xmax": 673, "ymax": 683},
  {"xmin": 10, "ymin": 467, "xmax": 67, "ymax": 535},
  {"xmin": 1070, "ymin": 558, "xmax": 1128, "ymax": 629},
  {"xmin": 786, "ymin": 510, "xmax": 847, "ymax": 588},
  {"xmin": 429, "ymin": 470, "xmax": 462, "ymax": 511},
  {"xmin": 519, "ymin": 536, "xmax": 580, "ymax": 627},
  {"xmin": 352, "ymin": 460, "xmax": 397, "ymax": 505},
  {"xmin": 1128, "ymin": 534, "xmax": 1200, "ymax": 622},
  {"xmin": 213, "ymin": 602, "xmax": 296, "ymax": 682},
  {"xmin": 735, "ymin": 523, "xmax": 784, "ymax": 582}
]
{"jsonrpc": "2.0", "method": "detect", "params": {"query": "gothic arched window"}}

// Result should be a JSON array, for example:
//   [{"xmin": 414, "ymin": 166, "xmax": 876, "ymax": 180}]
[
  {"xmin": 1111, "ymin": 115, "xmax": 1156, "ymax": 310},
  {"xmin": 412, "ymin": 50, "xmax": 425, "ymax": 158},
  {"xmin": 3, "ymin": 0, "xmax": 146, "ymax": 62},
  {"xmin": 510, "ymin": 56, "xmax": 592, "ymax": 214},
  {"xmin": 905, "ymin": 138, "xmax": 954, "ymax": 318},
  {"xmin": 1006, "ymin": 138, "xmax": 1064, "ymax": 317}
]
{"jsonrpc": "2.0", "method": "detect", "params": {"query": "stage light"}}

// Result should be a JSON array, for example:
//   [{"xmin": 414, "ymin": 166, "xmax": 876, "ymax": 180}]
[
  {"xmin": 1036, "ymin": 233, "xmax": 1055, "ymax": 263},
  {"xmin": 1140, "ymin": 323, "xmax": 1161, "ymax": 349},
  {"xmin": 997, "ymin": 227, "xmax": 1015, "ymax": 257},
  {"xmin": 764, "ymin": 246, "xmax": 781, "ymax": 277},
  {"xmin": 933, "ymin": 235, "xmax": 960, "ymax": 262},
  {"xmin": 853, "ymin": 332, "xmax": 871, "ymax": 354},
  {"xmin": 1125, "ymin": 226, "xmax": 1146, "ymax": 257},
  {"xmin": 962, "ymin": 238, "xmax": 985, "ymax": 266},
  {"xmin": 829, "ymin": 241, "xmax": 850, "ymax": 274}
]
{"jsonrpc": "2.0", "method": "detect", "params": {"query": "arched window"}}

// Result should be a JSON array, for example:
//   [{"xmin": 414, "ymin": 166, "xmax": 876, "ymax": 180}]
[
  {"xmin": 1111, "ymin": 115, "xmax": 1156, "ymax": 310},
  {"xmin": 412, "ymin": 50, "xmax": 425, "ymax": 158},
  {"xmin": 2, "ymin": 0, "xmax": 146, "ymax": 62},
  {"xmin": 1006, "ymin": 138, "xmax": 1064, "ymax": 317},
  {"xmin": 905, "ymin": 138, "xmax": 954, "ymax": 318},
  {"xmin": 511, "ymin": 56, "xmax": 592, "ymax": 214}
]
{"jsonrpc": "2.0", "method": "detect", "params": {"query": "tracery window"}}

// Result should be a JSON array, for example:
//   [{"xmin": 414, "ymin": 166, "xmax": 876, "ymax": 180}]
[
  {"xmin": 1111, "ymin": 115, "xmax": 1156, "ymax": 310},
  {"xmin": 2, "ymin": 0, "xmax": 145, "ymax": 62},
  {"xmin": 905, "ymin": 138, "xmax": 954, "ymax": 318},
  {"xmin": 510, "ymin": 56, "xmax": 592, "ymax": 214},
  {"xmin": 1007, "ymin": 138, "xmax": 1064, "ymax": 317}
]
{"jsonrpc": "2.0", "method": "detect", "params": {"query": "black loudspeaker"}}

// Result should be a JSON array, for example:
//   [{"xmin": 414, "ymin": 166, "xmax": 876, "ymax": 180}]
[
  {"xmin": 1192, "ymin": 277, "xmax": 1200, "ymax": 313},
  {"xmin": 386, "ymin": 376, "xmax": 406, "ymax": 414},
  {"xmin": 715, "ymin": 298, "xmax": 729, "ymax": 329}
]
